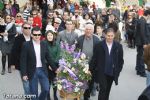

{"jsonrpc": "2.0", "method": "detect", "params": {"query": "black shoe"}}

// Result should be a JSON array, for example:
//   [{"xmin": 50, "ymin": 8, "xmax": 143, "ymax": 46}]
[
  {"xmin": 8, "ymin": 68, "xmax": 11, "ymax": 73},
  {"xmin": 136, "ymin": 71, "xmax": 140, "ymax": 75},
  {"xmin": 84, "ymin": 97, "xmax": 89, "ymax": 100},
  {"xmin": 140, "ymin": 73, "xmax": 146, "ymax": 77},
  {"xmin": 91, "ymin": 90, "xmax": 96, "ymax": 96},
  {"xmin": 1, "ymin": 70, "xmax": 5, "ymax": 75},
  {"xmin": 54, "ymin": 96, "xmax": 58, "ymax": 100}
]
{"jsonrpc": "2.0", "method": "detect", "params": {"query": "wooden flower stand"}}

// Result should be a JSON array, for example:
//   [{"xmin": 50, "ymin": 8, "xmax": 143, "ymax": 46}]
[{"xmin": 59, "ymin": 90, "xmax": 82, "ymax": 100}]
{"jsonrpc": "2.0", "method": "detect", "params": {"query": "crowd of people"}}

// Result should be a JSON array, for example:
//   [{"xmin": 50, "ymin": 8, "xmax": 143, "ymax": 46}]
[{"xmin": 0, "ymin": 0, "xmax": 150, "ymax": 100}]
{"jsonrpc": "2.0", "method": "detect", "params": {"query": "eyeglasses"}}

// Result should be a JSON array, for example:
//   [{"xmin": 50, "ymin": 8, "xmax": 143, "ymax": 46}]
[
  {"xmin": 32, "ymin": 14, "xmax": 37, "ymax": 15},
  {"xmin": 17, "ymin": 16, "xmax": 21, "ymax": 17},
  {"xmin": 6, "ymin": 17, "xmax": 11, "ymax": 19},
  {"xmin": 32, "ymin": 34, "xmax": 41, "ymax": 36},
  {"xmin": 23, "ymin": 27, "xmax": 31, "ymax": 29},
  {"xmin": 54, "ymin": 22, "xmax": 60, "ymax": 24}
]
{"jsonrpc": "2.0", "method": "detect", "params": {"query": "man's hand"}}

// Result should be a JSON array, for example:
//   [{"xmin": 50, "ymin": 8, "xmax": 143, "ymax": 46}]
[
  {"xmin": 55, "ymin": 68, "xmax": 61, "ymax": 74},
  {"xmin": 22, "ymin": 76, "xmax": 28, "ymax": 81},
  {"xmin": 11, "ymin": 65, "xmax": 16, "ymax": 70},
  {"xmin": 48, "ymin": 66, "xmax": 52, "ymax": 71},
  {"xmin": 143, "ymin": 45, "xmax": 147, "ymax": 49}
]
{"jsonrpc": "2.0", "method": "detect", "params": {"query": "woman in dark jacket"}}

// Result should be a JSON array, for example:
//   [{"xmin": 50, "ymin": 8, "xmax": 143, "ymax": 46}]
[
  {"xmin": 1, "ymin": 14, "xmax": 16, "ymax": 75},
  {"xmin": 44, "ymin": 30, "xmax": 60, "ymax": 100},
  {"xmin": 125, "ymin": 12, "xmax": 136, "ymax": 48}
]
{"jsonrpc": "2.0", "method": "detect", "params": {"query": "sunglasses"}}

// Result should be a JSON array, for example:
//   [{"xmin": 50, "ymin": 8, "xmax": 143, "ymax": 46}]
[
  {"xmin": 54, "ymin": 22, "xmax": 60, "ymax": 24},
  {"xmin": 23, "ymin": 27, "xmax": 31, "ymax": 29},
  {"xmin": 6, "ymin": 17, "xmax": 11, "ymax": 19},
  {"xmin": 32, "ymin": 34, "xmax": 41, "ymax": 36},
  {"xmin": 17, "ymin": 16, "xmax": 21, "ymax": 17}
]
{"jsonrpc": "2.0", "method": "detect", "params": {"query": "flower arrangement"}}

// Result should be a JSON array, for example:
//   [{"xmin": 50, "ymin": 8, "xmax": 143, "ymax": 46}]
[{"xmin": 56, "ymin": 42, "xmax": 91, "ymax": 95}]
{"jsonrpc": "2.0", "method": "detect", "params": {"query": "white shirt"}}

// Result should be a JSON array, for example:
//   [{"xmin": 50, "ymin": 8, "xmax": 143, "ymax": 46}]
[
  {"xmin": 106, "ymin": 42, "xmax": 113, "ymax": 55},
  {"xmin": 32, "ymin": 40, "xmax": 42, "ymax": 68}
]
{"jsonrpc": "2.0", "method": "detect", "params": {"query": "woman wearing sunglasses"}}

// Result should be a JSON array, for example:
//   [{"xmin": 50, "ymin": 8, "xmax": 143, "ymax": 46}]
[{"xmin": 0, "ymin": 14, "xmax": 16, "ymax": 75}]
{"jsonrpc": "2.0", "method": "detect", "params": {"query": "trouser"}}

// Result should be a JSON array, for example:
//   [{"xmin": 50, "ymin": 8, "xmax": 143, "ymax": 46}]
[
  {"xmin": 2, "ymin": 53, "xmax": 11, "ymax": 70},
  {"xmin": 19, "ymin": 71, "xmax": 30, "ymax": 95},
  {"xmin": 47, "ymin": 81, "xmax": 58, "ymax": 100},
  {"xmin": 146, "ymin": 70, "xmax": 150, "ymax": 87},
  {"xmin": 136, "ymin": 46, "xmax": 145, "ymax": 74},
  {"xmin": 29, "ymin": 67, "xmax": 49, "ymax": 100},
  {"xmin": 98, "ymin": 75, "xmax": 114, "ymax": 100},
  {"xmin": 84, "ymin": 78, "xmax": 95, "ymax": 99}
]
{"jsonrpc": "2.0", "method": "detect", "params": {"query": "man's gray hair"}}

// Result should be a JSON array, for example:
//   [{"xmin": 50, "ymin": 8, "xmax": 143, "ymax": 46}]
[{"xmin": 85, "ymin": 22, "xmax": 94, "ymax": 30}]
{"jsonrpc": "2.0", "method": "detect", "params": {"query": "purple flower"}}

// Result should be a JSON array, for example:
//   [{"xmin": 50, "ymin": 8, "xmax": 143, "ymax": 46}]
[
  {"xmin": 59, "ymin": 59, "xmax": 67, "ymax": 70},
  {"xmin": 60, "ymin": 42, "xmax": 65, "ymax": 49},
  {"xmin": 73, "ymin": 52, "xmax": 81, "ymax": 59}
]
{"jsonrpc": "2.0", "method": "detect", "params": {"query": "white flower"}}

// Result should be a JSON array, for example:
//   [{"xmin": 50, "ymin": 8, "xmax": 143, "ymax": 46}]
[
  {"xmin": 83, "ymin": 67, "xmax": 89, "ymax": 74},
  {"xmin": 76, "ymin": 81, "xmax": 83, "ymax": 86},
  {"xmin": 78, "ymin": 59, "xmax": 82, "ymax": 63},
  {"xmin": 57, "ymin": 84, "xmax": 62, "ymax": 90},
  {"xmin": 71, "ymin": 67, "xmax": 75, "ymax": 71},
  {"xmin": 85, "ymin": 64, "xmax": 89, "ymax": 69},
  {"xmin": 74, "ymin": 87, "xmax": 80, "ymax": 92},
  {"xmin": 73, "ymin": 58, "xmax": 77, "ymax": 63},
  {"xmin": 80, "ymin": 53, "xmax": 86, "ymax": 60},
  {"xmin": 67, "ymin": 63, "xmax": 71, "ymax": 68},
  {"xmin": 63, "ymin": 69, "xmax": 67, "ymax": 73}
]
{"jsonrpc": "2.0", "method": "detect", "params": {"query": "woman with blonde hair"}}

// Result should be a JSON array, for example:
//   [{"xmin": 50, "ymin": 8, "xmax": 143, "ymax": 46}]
[{"xmin": 15, "ymin": 13, "xmax": 24, "ymax": 34}]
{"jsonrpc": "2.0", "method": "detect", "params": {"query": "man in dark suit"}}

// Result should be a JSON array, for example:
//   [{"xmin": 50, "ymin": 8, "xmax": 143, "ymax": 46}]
[
  {"xmin": 134, "ymin": 10, "xmax": 150, "ymax": 77},
  {"xmin": 20, "ymin": 26, "xmax": 57, "ymax": 100},
  {"xmin": 76, "ymin": 23, "xmax": 100, "ymax": 100},
  {"xmin": 90, "ymin": 28, "xmax": 124, "ymax": 100},
  {"xmin": 11, "ymin": 22, "xmax": 31, "ymax": 95}
]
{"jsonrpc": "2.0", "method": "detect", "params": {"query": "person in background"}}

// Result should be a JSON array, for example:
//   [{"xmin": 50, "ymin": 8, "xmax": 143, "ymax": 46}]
[
  {"xmin": 1, "ymin": 14, "xmax": 16, "ymax": 75},
  {"xmin": 12, "ymin": 0, "xmax": 20, "ymax": 14},
  {"xmin": 44, "ymin": 30, "xmax": 60, "ymax": 100},
  {"xmin": 15, "ymin": 13, "xmax": 24, "ymax": 34},
  {"xmin": 27, "ymin": 15, "xmax": 33, "ymax": 26},
  {"xmin": 125, "ymin": 11, "xmax": 136, "ymax": 48},
  {"xmin": 3, "ymin": 3, "xmax": 13, "ymax": 16},
  {"xmin": 0, "ymin": 13, "xmax": 6, "ymax": 73},
  {"xmin": 32, "ymin": 10, "xmax": 42, "ymax": 29},
  {"xmin": 57, "ymin": 19, "xmax": 78, "ymax": 45},
  {"xmin": 135, "ymin": 10, "xmax": 149, "ymax": 77},
  {"xmin": 46, "ymin": 17, "xmax": 63, "ymax": 33},
  {"xmin": 94, "ymin": 24, "xmax": 105, "ymax": 40},
  {"xmin": 22, "ymin": 1, "xmax": 32, "ymax": 21},
  {"xmin": 144, "ymin": 44, "xmax": 150, "ymax": 87}
]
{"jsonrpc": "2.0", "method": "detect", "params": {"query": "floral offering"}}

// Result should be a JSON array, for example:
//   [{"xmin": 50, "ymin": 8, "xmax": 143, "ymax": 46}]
[{"xmin": 56, "ymin": 42, "xmax": 91, "ymax": 95}]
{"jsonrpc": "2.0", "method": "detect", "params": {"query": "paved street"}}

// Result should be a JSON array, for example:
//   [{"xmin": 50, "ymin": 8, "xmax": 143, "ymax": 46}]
[{"xmin": 0, "ymin": 42, "xmax": 146, "ymax": 100}]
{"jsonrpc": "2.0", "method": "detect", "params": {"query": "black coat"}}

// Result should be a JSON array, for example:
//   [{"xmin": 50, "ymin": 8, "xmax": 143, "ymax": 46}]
[
  {"xmin": 90, "ymin": 40, "xmax": 124, "ymax": 85},
  {"xmin": 138, "ymin": 85, "xmax": 150, "ymax": 100},
  {"xmin": 135, "ymin": 17, "xmax": 148, "ymax": 46},
  {"xmin": 20, "ymin": 40, "xmax": 56, "ymax": 80},
  {"xmin": 11, "ymin": 34, "xmax": 26, "ymax": 70}
]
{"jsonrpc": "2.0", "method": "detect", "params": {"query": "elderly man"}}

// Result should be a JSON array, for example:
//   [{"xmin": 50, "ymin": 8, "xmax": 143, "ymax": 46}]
[{"xmin": 76, "ymin": 23, "xmax": 100, "ymax": 100}]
